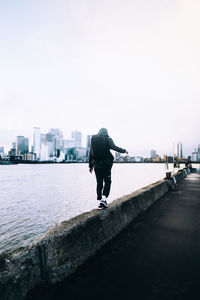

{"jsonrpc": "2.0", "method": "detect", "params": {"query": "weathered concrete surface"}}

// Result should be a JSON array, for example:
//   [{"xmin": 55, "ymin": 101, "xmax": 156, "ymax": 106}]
[
  {"xmin": 0, "ymin": 168, "xmax": 190, "ymax": 300},
  {"xmin": 27, "ymin": 171, "xmax": 200, "ymax": 300}
]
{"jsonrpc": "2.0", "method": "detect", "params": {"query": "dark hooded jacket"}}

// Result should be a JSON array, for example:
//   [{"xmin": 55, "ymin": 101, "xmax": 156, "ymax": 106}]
[{"xmin": 89, "ymin": 128, "xmax": 126, "ymax": 168}]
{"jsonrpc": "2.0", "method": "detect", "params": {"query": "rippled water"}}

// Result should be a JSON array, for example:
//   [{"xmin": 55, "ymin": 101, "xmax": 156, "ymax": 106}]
[{"xmin": 0, "ymin": 163, "xmax": 187, "ymax": 254}]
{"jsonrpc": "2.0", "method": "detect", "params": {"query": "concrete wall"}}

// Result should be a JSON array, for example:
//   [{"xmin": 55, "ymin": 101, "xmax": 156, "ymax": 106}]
[{"xmin": 0, "ymin": 168, "xmax": 190, "ymax": 300}]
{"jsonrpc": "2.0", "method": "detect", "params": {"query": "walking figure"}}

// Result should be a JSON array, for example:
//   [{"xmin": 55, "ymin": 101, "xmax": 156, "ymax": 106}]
[{"xmin": 89, "ymin": 128, "xmax": 128, "ymax": 210}]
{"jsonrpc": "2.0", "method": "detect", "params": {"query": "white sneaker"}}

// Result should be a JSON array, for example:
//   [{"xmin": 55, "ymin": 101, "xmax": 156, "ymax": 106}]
[
  {"xmin": 98, "ymin": 199, "xmax": 108, "ymax": 210},
  {"xmin": 102, "ymin": 195, "xmax": 107, "ymax": 201}
]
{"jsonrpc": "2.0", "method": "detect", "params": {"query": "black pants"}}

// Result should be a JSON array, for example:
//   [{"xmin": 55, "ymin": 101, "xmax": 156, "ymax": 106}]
[{"xmin": 94, "ymin": 164, "xmax": 112, "ymax": 200}]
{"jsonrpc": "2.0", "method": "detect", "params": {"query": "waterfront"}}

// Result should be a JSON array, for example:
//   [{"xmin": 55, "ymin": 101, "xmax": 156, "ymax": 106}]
[{"xmin": 0, "ymin": 163, "xmax": 193, "ymax": 254}]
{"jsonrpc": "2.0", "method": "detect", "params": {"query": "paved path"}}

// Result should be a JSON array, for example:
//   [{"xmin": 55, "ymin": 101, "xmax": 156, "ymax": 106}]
[{"xmin": 27, "ymin": 173, "xmax": 200, "ymax": 300}]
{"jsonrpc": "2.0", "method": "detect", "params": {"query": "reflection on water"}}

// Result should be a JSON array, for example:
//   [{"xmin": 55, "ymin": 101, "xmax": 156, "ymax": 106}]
[{"xmin": 0, "ymin": 163, "xmax": 189, "ymax": 254}]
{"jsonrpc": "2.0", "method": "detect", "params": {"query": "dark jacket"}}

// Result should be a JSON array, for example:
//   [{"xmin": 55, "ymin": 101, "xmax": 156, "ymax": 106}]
[{"xmin": 89, "ymin": 135, "xmax": 126, "ymax": 168}]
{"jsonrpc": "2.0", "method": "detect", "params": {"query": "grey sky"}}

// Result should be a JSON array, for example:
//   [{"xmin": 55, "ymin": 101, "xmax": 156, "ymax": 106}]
[{"xmin": 0, "ymin": 0, "xmax": 200, "ymax": 156}]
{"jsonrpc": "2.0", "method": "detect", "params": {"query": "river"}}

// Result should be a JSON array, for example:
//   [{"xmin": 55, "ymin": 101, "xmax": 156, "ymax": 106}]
[{"xmin": 0, "ymin": 163, "xmax": 192, "ymax": 254}]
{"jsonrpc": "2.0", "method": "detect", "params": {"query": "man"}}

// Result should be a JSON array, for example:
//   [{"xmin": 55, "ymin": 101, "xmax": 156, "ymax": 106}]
[{"xmin": 89, "ymin": 128, "xmax": 128, "ymax": 210}]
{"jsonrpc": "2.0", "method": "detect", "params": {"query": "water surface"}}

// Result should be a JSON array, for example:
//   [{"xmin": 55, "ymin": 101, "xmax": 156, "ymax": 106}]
[{"xmin": 0, "ymin": 163, "xmax": 185, "ymax": 254}]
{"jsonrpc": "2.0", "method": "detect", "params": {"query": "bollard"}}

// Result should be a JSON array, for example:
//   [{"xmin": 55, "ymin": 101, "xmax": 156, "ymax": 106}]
[{"xmin": 165, "ymin": 172, "xmax": 171, "ymax": 179}]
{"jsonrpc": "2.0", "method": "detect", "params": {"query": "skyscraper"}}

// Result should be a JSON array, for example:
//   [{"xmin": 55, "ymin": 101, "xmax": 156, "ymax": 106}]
[
  {"xmin": 150, "ymin": 149, "xmax": 157, "ymax": 159},
  {"xmin": 16, "ymin": 136, "xmax": 29, "ymax": 154},
  {"xmin": 0, "ymin": 146, "xmax": 4, "ymax": 154},
  {"xmin": 71, "ymin": 130, "xmax": 82, "ymax": 148},
  {"xmin": 12, "ymin": 142, "xmax": 16, "ymax": 150},
  {"xmin": 33, "ymin": 127, "xmax": 41, "ymax": 159},
  {"xmin": 24, "ymin": 138, "xmax": 29, "ymax": 153},
  {"xmin": 62, "ymin": 139, "xmax": 75, "ymax": 149},
  {"xmin": 45, "ymin": 133, "xmax": 56, "ymax": 157},
  {"xmin": 174, "ymin": 142, "xmax": 183, "ymax": 159},
  {"xmin": 49, "ymin": 128, "xmax": 63, "ymax": 152},
  {"xmin": 179, "ymin": 142, "xmax": 183, "ymax": 158}
]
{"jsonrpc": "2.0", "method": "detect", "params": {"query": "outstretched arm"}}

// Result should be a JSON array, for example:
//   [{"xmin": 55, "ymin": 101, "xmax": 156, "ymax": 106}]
[{"xmin": 108, "ymin": 138, "xmax": 127, "ymax": 153}]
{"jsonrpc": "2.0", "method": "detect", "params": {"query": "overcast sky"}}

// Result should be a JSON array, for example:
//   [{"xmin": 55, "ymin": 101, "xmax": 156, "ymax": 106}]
[{"xmin": 0, "ymin": 0, "xmax": 200, "ymax": 156}]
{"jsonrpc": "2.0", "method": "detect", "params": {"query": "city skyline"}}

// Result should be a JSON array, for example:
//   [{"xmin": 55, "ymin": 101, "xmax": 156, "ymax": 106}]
[
  {"xmin": 0, "ymin": 125, "xmax": 200, "ymax": 160},
  {"xmin": 1, "ymin": 126, "xmax": 199, "ymax": 158},
  {"xmin": 1, "ymin": 1, "xmax": 200, "ymax": 157}
]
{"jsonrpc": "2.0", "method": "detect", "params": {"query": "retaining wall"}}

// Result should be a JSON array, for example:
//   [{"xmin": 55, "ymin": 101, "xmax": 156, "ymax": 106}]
[{"xmin": 0, "ymin": 168, "xmax": 191, "ymax": 300}]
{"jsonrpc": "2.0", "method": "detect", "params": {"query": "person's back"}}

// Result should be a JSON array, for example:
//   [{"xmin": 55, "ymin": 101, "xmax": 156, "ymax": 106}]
[
  {"xmin": 89, "ymin": 128, "xmax": 128, "ymax": 209},
  {"xmin": 90, "ymin": 134, "xmax": 107, "ymax": 162}
]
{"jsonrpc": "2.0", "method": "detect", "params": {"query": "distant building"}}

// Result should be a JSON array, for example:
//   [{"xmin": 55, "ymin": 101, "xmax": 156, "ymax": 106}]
[
  {"xmin": 45, "ymin": 133, "xmax": 56, "ymax": 157},
  {"xmin": 133, "ymin": 156, "xmax": 143, "ymax": 162},
  {"xmin": 23, "ymin": 153, "xmax": 36, "ymax": 161},
  {"xmin": 65, "ymin": 147, "xmax": 86, "ymax": 161},
  {"xmin": 40, "ymin": 133, "xmax": 45, "ymax": 145},
  {"xmin": 150, "ymin": 150, "xmax": 157, "ymax": 159},
  {"xmin": 192, "ymin": 151, "xmax": 200, "ymax": 162},
  {"xmin": 24, "ymin": 138, "xmax": 29, "ymax": 153},
  {"xmin": 162, "ymin": 155, "xmax": 174, "ymax": 163},
  {"xmin": 33, "ymin": 127, "xmax": 41, "ymax": 159},
  {"xmin": 40, "ymin": 143, "xmax": 49, "ymax": 161},
  {"xmin": 76, "ymin": 147, "xmax": 86, "ymax": 161},
  {"xmin": 49, "ymin": 128, "xmax": 63, "ymax": 139},
  {"xmin": 154, "ymin": 155, "xmax": 161, "ymax": 162},
  {"xmin": 71, "ymin": 130, "xmax": 82, "ymax": 148},
  {"xmin": 16, "ymin": 136, "xmax": 29, "ymax": 155},
  {"xmin": 65, "ymin": 147, "xmax": 76, "ymax": 161},
  {"xmin": 49, "ymin": 128, "xmax": 63, "ymax": 151},
  {"xmin": 174, "ymin": 142, "xmax": 183, "ymax": 159},
  {"xmin": 115, "ymin": 152, "xmax": 121, "ymax": 161},
  {"xmin": 8, "ymin": 148, "xmax": 16, "ymax": 156},
  {"xmin": 62, "ymin": 139, "xmax": 75, "ymax": 149},
  {"xmin": 16, "ymin": 136, "xmax": 24, "ymax": 154},
  {"xmin": 8, "ymin": 142, "xmax": 16, "ymax": 156},
  {"xmin": 0, "ymin": 146, "xmax": 4, "ymax": 154},
  {"xmin": 12, "ymin": 142, "xmax": 16, "ymax": 150}
]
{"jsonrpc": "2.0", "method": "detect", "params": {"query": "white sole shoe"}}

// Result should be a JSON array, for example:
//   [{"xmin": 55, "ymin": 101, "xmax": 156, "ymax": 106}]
[{"xmin": 97, "ymin": 199, "xmax": 108, "ymax": 209}]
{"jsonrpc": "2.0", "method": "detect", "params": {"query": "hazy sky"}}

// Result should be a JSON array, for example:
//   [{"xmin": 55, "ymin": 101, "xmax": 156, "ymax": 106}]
[{"xmin": 0, "ymin": 0, "xmax": 200, "ymax": 156}]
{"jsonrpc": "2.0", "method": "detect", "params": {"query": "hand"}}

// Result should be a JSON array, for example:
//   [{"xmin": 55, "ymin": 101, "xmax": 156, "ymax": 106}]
[
  {"xmin": 126, "ymin": 151, "xmax": 128, "ymax": 155},
  {"xmin": 89, "ymin": 168, "xmax": 93, "ymax": 173}
]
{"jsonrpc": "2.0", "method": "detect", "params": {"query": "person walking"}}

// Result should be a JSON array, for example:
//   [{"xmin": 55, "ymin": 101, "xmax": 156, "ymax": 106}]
[{"xmin": 89, "ymin": 128, "xmax": 128, "ymax": 210}]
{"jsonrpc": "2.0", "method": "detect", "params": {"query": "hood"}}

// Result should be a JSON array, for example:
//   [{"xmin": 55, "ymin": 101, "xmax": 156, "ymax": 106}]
[{"xmin": 97, "ymin": 128, "xmax": 109, "ymax": 136}]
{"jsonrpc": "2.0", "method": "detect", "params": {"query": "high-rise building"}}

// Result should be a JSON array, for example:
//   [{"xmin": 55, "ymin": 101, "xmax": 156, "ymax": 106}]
[
  {"xmin": 115, "ymin": 152, "xmax": 121, "ymax": 161},
  {"xmin": 45, "ymin": 133, "xmax": 56, "ymax": 157},
  {"xmin": 49, "ymin": 128, "xmax": 63, "ymax": 139},
  {"xmin": 40, "ymin": 142, "xmax": 49, "ymax": 161},
  {"xmin": 16, "ymin": 136, "xmax": 29, "ymax": 155},
  {"xmin": 12, "ymin": 142, "xmax": 16, "ymax": 150},
  {"xmin": 71, "ymin": 130, "xmax": 82, "ymax": 148},
  {"xmin": 8, "ymin": 142, "xmax": 16, "ymax": 156},
  {"xmin": 192, "ymin": 151, "xmax": 200, "ymax": 162},
  {"xmin": 0, "ymin": 146, "xmax": 4, "ymax": 154},
  {"xmin": 49, "ymin": 128, "xmax": 63, "ymax": 151},
  {"xmin": 180, "ymin": 142, "xmax": 183, "ymax": 158},
  {"xmin": 191, "ymin": 144, "xmax": 200, "ymax": 162},
  {"xmin": 62, "ymin": 139, "xmax": 75, "ymax": 149},
  {"xmin": 40, "ymin": 133, "xmax": 45, "ymax": 145},
  {"xmin": 24, "ymin": 138, "xmax": 29, "ymax": 153},
  {"xmin": 150, "ymin": 149, "xmax": 157, "ymax": 159},
  {"xmin": 33, "ymin": 127, "xmax": 41, "ymax": 159},
  {"xmin": 17, "ymin": 136, "xmax": 24, "ymax": 154},
  {"xmin": 174, "ymin": 142, "xmax": 183, "ymax": 159}
]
